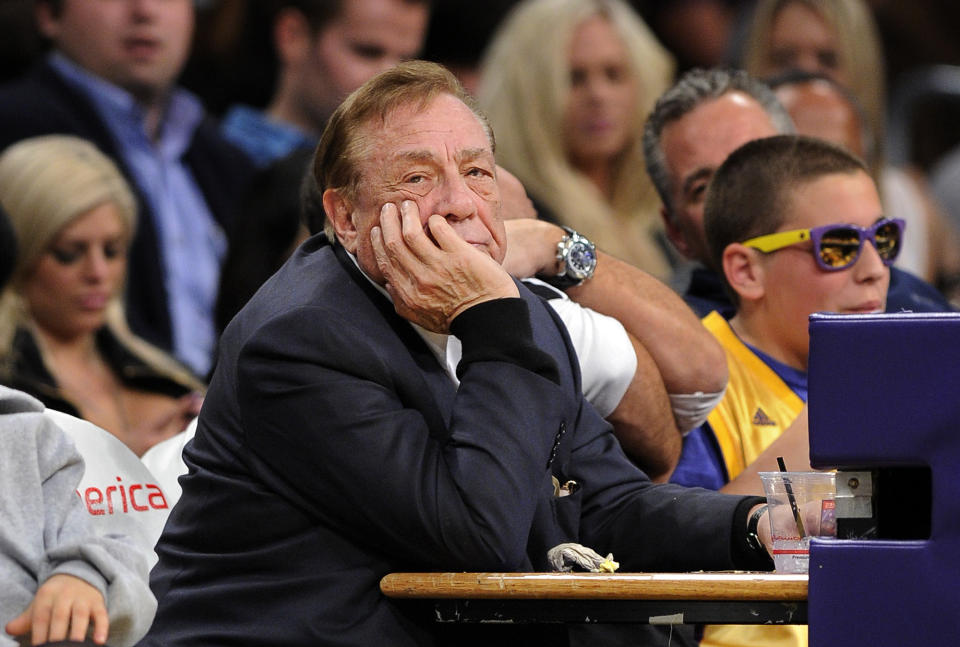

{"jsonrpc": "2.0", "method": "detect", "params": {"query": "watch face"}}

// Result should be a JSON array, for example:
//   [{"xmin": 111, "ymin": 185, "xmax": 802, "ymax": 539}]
[{"xmin": 567, "ymin": 241, "xmax": 597, "ymax": 279}]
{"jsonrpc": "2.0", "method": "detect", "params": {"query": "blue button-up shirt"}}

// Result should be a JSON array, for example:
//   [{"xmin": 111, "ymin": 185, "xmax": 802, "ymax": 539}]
[
  {"xmin": 50, "ymin": 53, "xmax": 225, "ymax": 376},
  {"xmin": 221, "ymin": 104, "xmax": 314, "ymax": 168}
]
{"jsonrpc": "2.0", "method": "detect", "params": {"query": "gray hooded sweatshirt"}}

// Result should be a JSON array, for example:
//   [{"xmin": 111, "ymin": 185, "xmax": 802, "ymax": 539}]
[{"xmin": 0, "ymin": 386, "xmax": 155, "ymax": 647}]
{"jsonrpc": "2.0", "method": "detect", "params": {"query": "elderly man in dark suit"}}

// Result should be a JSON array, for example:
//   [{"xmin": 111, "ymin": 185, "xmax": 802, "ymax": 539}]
[{"xmin": 141, "ymin": 61, "xmax": 774, "ymax": 647}]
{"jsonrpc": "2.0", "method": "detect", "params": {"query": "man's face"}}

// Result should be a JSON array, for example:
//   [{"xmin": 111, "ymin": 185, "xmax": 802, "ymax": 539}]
[
  {"xmin": 332, "ymin": 93, "xmax": 505, "ymax": 284},
  {"xmin": 300, "ymin": 0, "xmax": 428, "ymax": 130},
  {"xmin": 38, "ymin": 0, "xmax": 194, "ymax": 102},
  {"xmin": 659, "ymin": 92, "xmax": 779, "ymax": 264},
  {"xmin": 775, "ymin": 81, "xmax": 865, "ymax": 159},
  {"xmin": 753, "ymin": 170, "xmax": 889, "ymax": 369}
]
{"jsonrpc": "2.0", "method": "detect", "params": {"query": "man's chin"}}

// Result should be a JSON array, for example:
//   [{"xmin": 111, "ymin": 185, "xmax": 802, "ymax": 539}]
[{"xmin": 472, "ymin": 242, "xmax": 505, "ymax": 264}]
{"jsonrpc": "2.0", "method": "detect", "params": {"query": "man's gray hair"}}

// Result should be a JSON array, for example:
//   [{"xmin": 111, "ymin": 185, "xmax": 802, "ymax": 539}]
[{"xmin": 642, "ymin": 67, "xmax": 794, "ymax": 217}]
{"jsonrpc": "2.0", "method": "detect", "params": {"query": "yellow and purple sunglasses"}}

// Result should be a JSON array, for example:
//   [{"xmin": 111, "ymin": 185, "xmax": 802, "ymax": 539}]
[{"xmin": 741, "ymin": 218, "xmax": 905, "ymax": 272}]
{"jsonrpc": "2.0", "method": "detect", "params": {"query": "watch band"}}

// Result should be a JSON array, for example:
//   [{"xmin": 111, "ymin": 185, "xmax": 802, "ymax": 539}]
[
  {"xmin": 540, "ymin": 271, "xmax": 584, "ymax": 291},
  {"xmin": 746, "ymin": 504, "xmax": 769, "ymax": 556}
]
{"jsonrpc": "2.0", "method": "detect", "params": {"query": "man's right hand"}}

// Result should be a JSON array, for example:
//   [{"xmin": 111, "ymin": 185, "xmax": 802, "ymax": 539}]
[{"xmin": 370, "ymin": 201, "xmax": 519, "ymax": 333}]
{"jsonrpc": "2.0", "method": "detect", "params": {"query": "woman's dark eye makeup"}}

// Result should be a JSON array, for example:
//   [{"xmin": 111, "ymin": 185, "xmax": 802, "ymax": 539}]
[
  {"xmin": 50, "ymin": 248, "xmax": 81, "ymax": 264},
  {"xmin": 49, "ymin": 240, "xmax": 126, "ymax": 265}
]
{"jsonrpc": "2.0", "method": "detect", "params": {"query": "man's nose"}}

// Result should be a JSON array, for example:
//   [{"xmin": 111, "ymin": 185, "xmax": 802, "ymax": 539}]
[
  {"xmin": 435, "ymin": 175, "xmax": 477, "ymax": 222},
  {"xmin": 130, "ymin": 0, "xmax": 161, "ymax": 19},
  {"xmin": 853, "ymin": 238, "xmax": 887, "ymax": 282}
]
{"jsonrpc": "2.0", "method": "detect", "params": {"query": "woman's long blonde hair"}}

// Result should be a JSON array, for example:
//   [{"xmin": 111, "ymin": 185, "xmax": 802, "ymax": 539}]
[
  {"xmin": 739, "ymin": 0, "xmax": 886, "ymax": 174},
  {"xmin": 0, "ymin": 135, "xmax": 204, "ymax": 391},
  {"xmin": 478, "ymin": 0, "xmax": 675, "ymax": 277}
]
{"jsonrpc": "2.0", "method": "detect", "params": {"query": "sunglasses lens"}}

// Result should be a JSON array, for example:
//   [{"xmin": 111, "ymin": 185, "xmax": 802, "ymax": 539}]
[
  {"xmin": 874, "ymin": 221, "xmax": 901, "ymax": 260},
  {"xmin": 819, "ymin": 227, "xmax": 861, "ymax": 268}
]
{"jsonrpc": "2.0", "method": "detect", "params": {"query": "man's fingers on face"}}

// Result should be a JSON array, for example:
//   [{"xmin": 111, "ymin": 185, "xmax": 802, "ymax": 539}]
[
  {"xmin": 372, "ymin": 222, "xmax": 413, "ymax": 295},
  {"xmin": 378, "ymin": 203, "xmax": 402, "ymax": 243},
  {"xmin": 370, "ymin": 224, "xmax": 392, "ymax": 273},
  {"xmin": 400, "ymin": 200, "xmax": 443, "ymax": 255},
  {"xmin": 376, "ymin": 204, "xmax": 410, "ymax": 267},
  {"xmin": 426, "ymin": 214, "xmax": 471, "ymax": 254}
]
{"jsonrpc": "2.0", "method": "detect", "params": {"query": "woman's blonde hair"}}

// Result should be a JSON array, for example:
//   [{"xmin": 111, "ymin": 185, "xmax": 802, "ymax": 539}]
[
  {"xmin": 739, "ymin": 0, "xmax": 886, "ymax": 174},
  {"xmin": 0, "ymin": 135, "xmax": 203, "ymax": 390},
  {"xmin": 477, "ymin": 0, "xmax": 675, "ymax": 277}
]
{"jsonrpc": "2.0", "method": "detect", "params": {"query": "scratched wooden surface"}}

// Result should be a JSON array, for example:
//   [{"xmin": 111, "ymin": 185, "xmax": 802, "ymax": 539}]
[{"xmin": 380, "ymin": 572, "xmax": 807, "ymax": 601}]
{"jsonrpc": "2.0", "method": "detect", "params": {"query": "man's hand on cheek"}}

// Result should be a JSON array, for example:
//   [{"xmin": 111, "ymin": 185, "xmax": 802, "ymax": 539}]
[{"xmin": 371, "ymin": 200, "xmax": 519, "ymax": 333}]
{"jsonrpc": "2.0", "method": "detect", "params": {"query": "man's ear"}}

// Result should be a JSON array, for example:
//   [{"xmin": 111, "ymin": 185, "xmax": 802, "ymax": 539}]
[
  {"xmin": 723, "ymin": 243, "xmax": 766, "ymax": 303},
  {"xmin": 661, "ymin": 206, "xmax": 692, "ymax": 259},
  {"xmin": 35, "ymin": 1, "xmax": 61, "ymax": 40},
  {"xmin": 323, "ymin": 188, "xmax": 358, "ymax": 252},
  {"xmin": 273, "ymin": 7, "xmax": 313, "ymax": 67}
]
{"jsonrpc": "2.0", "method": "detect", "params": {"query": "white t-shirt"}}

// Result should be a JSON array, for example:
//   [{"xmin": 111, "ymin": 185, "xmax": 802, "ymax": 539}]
[{"xmin": 47, "ymin": 410, "xmax": 172, "ymax": 569}]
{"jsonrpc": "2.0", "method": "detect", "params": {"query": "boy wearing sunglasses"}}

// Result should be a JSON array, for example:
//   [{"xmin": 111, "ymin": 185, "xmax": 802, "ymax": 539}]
[
  {"xmin": 672, "ymin": 135, "xmax": 897, "ymax": 496},
  {"xmin": 674, "ymin": 133, "xmax": 898, "ymax": 647}
]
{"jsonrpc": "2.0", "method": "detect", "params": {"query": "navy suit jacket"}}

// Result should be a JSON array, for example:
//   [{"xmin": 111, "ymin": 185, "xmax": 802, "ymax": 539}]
[
  {"xmin": 0, "ymin": 60, "xmax": 254, "ymax": 356},
  {"xmin": 142, "ymin": 235, "xmax": 764, "ymax": 646}
]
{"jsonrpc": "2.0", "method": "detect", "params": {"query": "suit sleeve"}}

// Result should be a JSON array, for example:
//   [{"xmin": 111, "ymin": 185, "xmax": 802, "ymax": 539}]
[
  {"xmin": 567, "ymin": 397, "xmax": 770, "ymax": 572},
  {"xmin": 237, "ymin": 298, "xmax": 567, "ymax": 571}
]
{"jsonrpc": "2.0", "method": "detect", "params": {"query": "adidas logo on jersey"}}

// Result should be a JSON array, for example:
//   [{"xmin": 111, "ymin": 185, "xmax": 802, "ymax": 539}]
[{"xmin": 752, "ymin": 408, "xmax": 777, "ymax": 426}]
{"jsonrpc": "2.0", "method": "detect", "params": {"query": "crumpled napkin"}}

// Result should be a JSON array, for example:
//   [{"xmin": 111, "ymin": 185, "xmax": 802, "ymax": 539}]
[{"xmin": 547, "ymin": 542, "xmax": 619, "ymax": 573}]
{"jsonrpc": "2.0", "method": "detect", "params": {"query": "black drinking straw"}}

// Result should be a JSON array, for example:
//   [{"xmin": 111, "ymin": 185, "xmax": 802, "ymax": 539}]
[{"xmin": 777, "ymin": 456, "xmax": 806, "ymax": 538}]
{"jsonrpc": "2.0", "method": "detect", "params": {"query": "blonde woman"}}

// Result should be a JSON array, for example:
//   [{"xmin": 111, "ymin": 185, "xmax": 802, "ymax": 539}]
[
  {"xmin": 0, "ymin": 136, "xmax": 204, "ymax": 456},
  {"xmin": 478, "ymin": 0, "xmax": 675, "ymax": 279},
  {"xmin": 739, "ymin": 0, "xmax": 886, "ymax": 174}
]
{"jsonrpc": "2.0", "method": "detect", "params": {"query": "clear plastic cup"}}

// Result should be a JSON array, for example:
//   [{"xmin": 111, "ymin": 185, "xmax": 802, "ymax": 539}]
[{"xmin": 758, "ymin": 471, "xmax": 836, "ymax": 573}]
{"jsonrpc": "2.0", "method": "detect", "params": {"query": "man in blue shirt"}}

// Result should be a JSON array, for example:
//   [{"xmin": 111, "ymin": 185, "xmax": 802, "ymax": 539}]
[{"xmin": 0, "ymin": 0, "xmax": 254, "ymax": 377}]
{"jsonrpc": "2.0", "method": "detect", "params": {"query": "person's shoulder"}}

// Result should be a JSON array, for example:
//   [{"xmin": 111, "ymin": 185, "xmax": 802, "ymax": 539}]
[
  {"xmin": 517, "ymin": 280, "xmax": 584, "ymax": 368},
  {"xmin": 888, "ymin": 267, "xmax": 956, "ymax": 313},
  {"xmin": 218, "ymin": 104, "xmax": 312, "ymax": 168},
  {"xmin": 519, "ymin": 277, "xmax": 567, "ymax": 301},
  {"xmin": 0, "ymin": 60, "xmax": 97, "ymax": 147},
  {"xmin": 0, "ymin": 386, "xmax": 80, "ymax": 468},
  {"xmin": 517, "ymin": 278, "xmax": 560, "ymax": 317},
  {"xmin": 0, "ymin": 384, "xmax": 45, "ymax": 415},
  {"xmin": 0, "ymin": 59, "xmax": 59, "ymax": 99},
  {"xmin": 190, "ymin": 110, "xmax": 258, "ymax": 176},
  {"xmin": 223, "ymin": 238, "xmax": 346, "ymax": 335},
  {"xmin": 683, "ymin": 266, "xmax": 734, "ymax": 318}
]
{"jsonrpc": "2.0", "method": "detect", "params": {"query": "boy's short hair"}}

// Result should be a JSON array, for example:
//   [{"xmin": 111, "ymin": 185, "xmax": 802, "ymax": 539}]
[{"xmin": 705, "ymin": 134, "xmax": 869, "ymax": 279}]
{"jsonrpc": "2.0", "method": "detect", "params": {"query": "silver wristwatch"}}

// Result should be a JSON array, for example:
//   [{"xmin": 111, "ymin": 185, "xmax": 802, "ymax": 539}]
[{"xmin": 548, "ymin": 225, "xmax": 597, "ymax": 290}]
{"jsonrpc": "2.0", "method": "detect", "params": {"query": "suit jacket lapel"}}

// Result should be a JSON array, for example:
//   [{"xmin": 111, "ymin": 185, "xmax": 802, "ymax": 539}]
[{"xmin": 331, "ymin": 241, "xmax": 458, "ymax": 432}]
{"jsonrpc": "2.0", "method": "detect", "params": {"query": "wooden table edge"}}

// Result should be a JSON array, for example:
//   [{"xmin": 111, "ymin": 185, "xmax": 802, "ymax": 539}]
[{"xmin": 380, "ymin": 571, "xmax": 808, "ymax": 601}]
